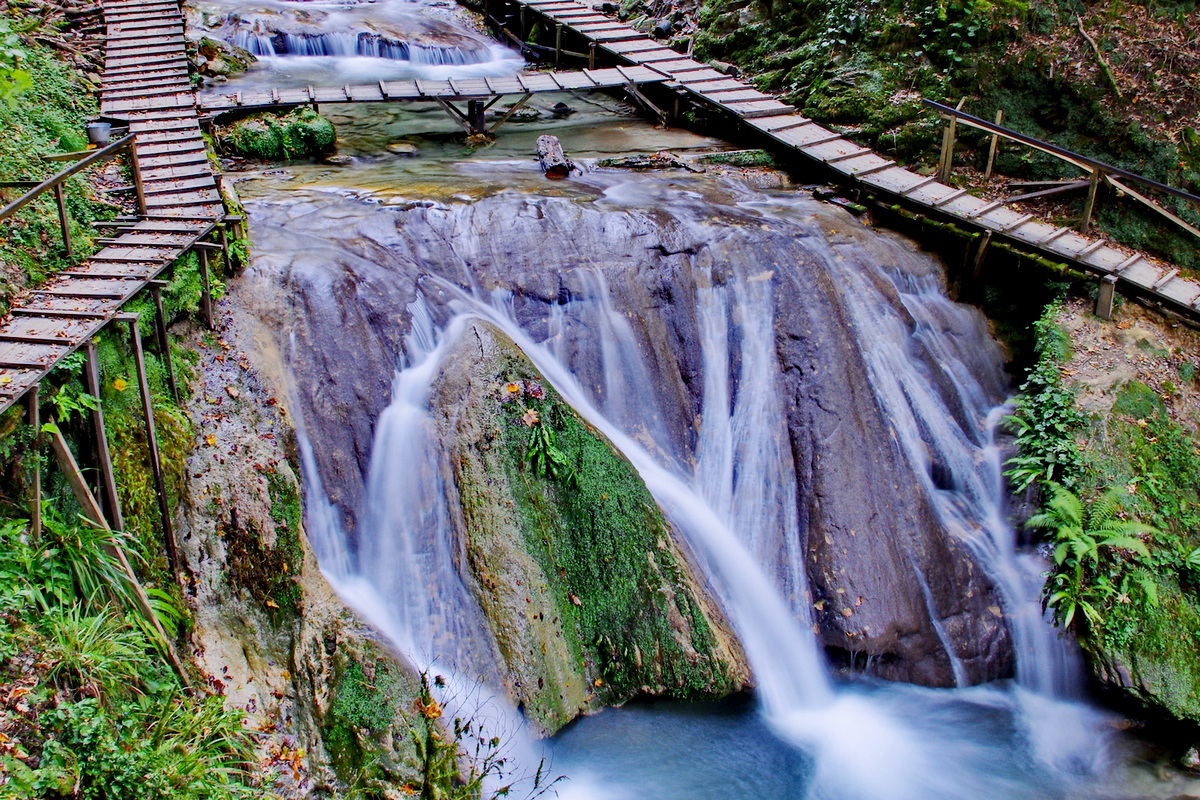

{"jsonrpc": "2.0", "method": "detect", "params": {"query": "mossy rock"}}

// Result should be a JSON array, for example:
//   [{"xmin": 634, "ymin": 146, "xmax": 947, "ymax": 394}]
[
  {"xmin": 215, "ymin": 107, "xmax": 336, "ymax": 161},
  {"xmin": 196, "ymin": 36, "xmax": 256, "ymax": 77},
  {"xmin": 432, "ymin": 321, "xmax": 749, "ymax": 735}
]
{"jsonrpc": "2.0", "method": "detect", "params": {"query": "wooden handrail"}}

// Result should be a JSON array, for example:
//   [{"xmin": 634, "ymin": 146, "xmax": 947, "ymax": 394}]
[
  {"xmin": 0, "ymin": 133, "xmax": 137, "ymax": 222},
  {"xmin": 923, "ymin": 100, "xmax": 1200, "ymax": 208}
]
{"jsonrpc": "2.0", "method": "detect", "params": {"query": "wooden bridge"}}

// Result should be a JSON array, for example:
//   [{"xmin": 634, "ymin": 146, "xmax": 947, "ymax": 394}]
[
  {"xmin": 197, "ymin": 65, "xmax": 668, "ymax": 135},
  {"xmin": 488, "ymin": 0, "xmax": 1200, "ymax": 322}
]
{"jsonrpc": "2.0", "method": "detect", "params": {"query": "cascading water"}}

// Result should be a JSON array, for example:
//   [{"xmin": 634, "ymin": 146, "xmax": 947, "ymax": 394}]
[{"xmin": 245, "ymin": 164, "xmax": 1123, "ymax": 799}]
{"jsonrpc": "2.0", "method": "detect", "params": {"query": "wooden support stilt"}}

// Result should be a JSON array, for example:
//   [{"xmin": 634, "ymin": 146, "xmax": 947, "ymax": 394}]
[
  {"xmin": 984, "ymin": 109, "xmax": 1003, "ymax": 180},
  {"xmin": 489, "ymin": 92, "xmax": 534, "ymax": 133},
  {"xmin": 118, "ymin": 312, "xmax": 181, "ymax": 582},
  {"xmin": 44, "ymin": 416, "xmax": 190, "ymax": 688},
  {"xmin": 128, "ymin": 137, "xmax": 147, "ymax": 215},
  {"xmin": 1095, "ymin": 274, "xmax": 1118, "ymax": 320},
  {"xmin": 589, "ymin": 41, "xmax": 597, "ymax": 70},
  {"xmin": 149, "ymin": 284, "xmax": 179, "ymax": 402},
  {"xmin": 972, "ymin": 230, "xmax": 993, "ymax": 281},
  {"xmin": 468, "ymin": 99, "xmax": 487, "ymax": 134},
  {"xmin": 197, "ymin": 247, "xmax": 215, "ymax": 329},
  {"xmin": 27, "ymin": 387, "xmax": 41, "ymax": 539},
  {"xmin": 83, "ymin": 340, "xmax": 125, "ymax": 532},
  {"xmin": 218, "ymin": 224, "xmax": 231, "ymax": 271},
  {"xmin": 555, "ymin": 23, "xmax": 563, "ymax": 67},
  {"xmin": 53, "ymin": 184, "xmax": 74, "ymax": 260},
  {"xmin": 1080, "ymin": 167, "xmax": 1103, "ymax": 234}
]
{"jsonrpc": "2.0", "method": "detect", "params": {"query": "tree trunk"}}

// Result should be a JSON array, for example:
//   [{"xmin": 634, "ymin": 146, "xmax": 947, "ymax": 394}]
[{"xmin": 537, "ymin": 135, "xmax": 573, "ymax": 180}]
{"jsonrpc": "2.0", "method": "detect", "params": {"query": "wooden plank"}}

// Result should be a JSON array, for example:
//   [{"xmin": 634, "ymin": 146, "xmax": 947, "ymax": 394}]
[
  {"xmin": 141, "ymin": 176, "xmax": 217, "ymax": 195},
  {"xmin": 722, "ymin": 100, "xmax": 794, "ymax": 118}
]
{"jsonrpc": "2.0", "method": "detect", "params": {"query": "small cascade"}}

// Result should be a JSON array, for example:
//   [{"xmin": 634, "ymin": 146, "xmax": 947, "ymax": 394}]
[
  {"xmin": 693, "ymin": 280, "xmax": 808, "ymax": 614},
  {"xmin": 231, "ymin": 30, "xmax": 491, "ymax": 65},
  {"xmin": 828, "ymin": 261, "xmax": 1088, "ymax": 699}
]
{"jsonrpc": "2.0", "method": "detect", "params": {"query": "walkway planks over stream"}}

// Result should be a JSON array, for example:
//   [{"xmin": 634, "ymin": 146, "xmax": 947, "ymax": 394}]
[
  {"xmin": 505, "ymin": 0, "xmax": 1200, "ymax": 319},
  {"xmin": 198, "ymin": 65, "xmax": 669, "ymax": 112},
  {"xmin": 0, "ymin": 0, "xmax": 225, "ymax": 414}
]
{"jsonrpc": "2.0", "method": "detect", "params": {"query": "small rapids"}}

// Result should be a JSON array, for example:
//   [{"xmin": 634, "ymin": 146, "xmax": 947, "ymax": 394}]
[
  {"xmin": 194, "ymin": 0, "xmax": 523, "ymax": 87},
  {"xmin": 243, "ymin": 160, "xmax": 1121, "ymax": 800}
]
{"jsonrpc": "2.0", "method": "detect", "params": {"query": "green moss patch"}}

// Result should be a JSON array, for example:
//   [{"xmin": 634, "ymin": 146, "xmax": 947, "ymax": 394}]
[
  {"xmin": 482, "ymin": 354, "xmax": 739, "ymax": 705},
  {"xmin": 215, "ymin": 107, "xmax": 336, "ymax": 161}
]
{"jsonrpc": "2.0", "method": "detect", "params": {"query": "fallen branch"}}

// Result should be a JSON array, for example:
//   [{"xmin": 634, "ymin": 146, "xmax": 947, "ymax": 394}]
[{"xmin": 1076, "ymin": 16, "xmax": 1124, "ymax": 100}]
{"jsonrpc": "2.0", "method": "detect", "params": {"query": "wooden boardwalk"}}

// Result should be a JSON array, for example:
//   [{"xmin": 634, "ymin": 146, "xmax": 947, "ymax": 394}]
[
  {"xmin": 0, "ymin": 0, "xmax": 226, "ymax": 414},
  {"xmin": 502, "ymin": 0, "xmax": 1200, "ymax": 319},
  {"xmin": 198, "ymin": 65, "xmax": 668, "ymax": 113}
]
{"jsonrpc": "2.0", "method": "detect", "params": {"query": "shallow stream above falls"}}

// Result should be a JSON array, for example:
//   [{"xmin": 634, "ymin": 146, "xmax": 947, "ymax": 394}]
[{"xmin": 211, "ymin": 4, "xmax": 1200, "ymax": 796}]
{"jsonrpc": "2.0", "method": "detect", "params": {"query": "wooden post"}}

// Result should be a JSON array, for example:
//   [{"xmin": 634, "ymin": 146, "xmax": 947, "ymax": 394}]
[
  {"xmin": 128, "ymin": 137, "xmax": 147, "ymax": 215},
  {"xmin": 118, "ymin": 312, "xmax": 181, "ymax": 581},
  {"xmin": 936, "ymin": 98, "xmax": 966, "ymax": 184},
  {"xmin": 149, "ymin": 283, "xmax": 180, "ymax": 403},
  {"xmin": 589, "ymin": 42, "xmax": 597, "ymax": 70},
  {"xmin": 27, "ymin": 387, "xmax": 41, "ymax": 539},
  {"xmin": 218, "ymin": 224, "xmax": 231, "ymax": 271},
  {"xmin": 197, "ymin": 247, "xmax": 215, "ymax": 329},
  {"xmin": 1080, "ymin": 167, "xmax": 1102, "ymax": 234},
  {"xmin": 555, "ymin": 23, "xmax": 563, "ymax": 67},
  {"xmin": 43, "ymin": 416, "xmax": 190, "ymax": 688},
  {"xmin": 83, "ymin": 340, "xmax": 125, "ymax": 532},
  {"xmin": 467, "ymin": 99, "xmax": 487, "ymax": 134},
  {"xmin": 984, "ymin": 109, "xmax": 1003, "ymax": 180},
  {"xmin": 53, "ymin": 183, "xmax": 73, "ymax": 260},
  {"xmin": 1095, "ymin": 274, "xmax": 1118, "ymax": 319},
  {"xmin": 972, "ymin": 230, "xmax": 993, "ymax": 281}
]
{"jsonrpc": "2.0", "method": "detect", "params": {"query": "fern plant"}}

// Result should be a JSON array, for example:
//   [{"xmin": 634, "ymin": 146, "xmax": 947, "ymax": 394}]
[{"xmin": 1027, "ymin": 483, "xmax": 1155, "ymax": 630}]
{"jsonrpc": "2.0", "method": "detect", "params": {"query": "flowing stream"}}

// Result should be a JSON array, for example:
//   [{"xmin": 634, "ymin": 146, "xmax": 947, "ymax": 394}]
[{"xmin": 210, "ymin": 0, "xmax": 1166, "ymax": 795}]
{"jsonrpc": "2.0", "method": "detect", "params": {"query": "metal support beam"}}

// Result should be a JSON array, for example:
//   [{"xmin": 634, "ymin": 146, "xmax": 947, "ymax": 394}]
[
  {"xmin": 118, "ymin": 312, "xmax": 180, "ymax": 581},
  {"xmin": 83, "ymin": 340, "xmax": 125, "ymax": 532}
]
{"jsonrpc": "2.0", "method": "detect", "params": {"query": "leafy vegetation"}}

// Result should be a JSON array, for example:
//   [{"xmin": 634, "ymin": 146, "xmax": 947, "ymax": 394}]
[
  {"xmin": 1006, "ymin": 300, "xmax": 1200, "ymax": 719},
  {"xmin": 0, "ymin": 516, "xmax": 263, "ymax": 799},
  {"xmin": 1004, "ymin": 301, "xmax": 1084, "ymax": 492}
]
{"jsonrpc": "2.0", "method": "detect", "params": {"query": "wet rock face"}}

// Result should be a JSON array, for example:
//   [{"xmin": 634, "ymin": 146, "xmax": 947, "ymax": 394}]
[
  {"xmin": 244, "ymin": 175, "xmax": 1015, "ymax": 688},
  {"xmin": 430, "ymin": 320, "xmax": 749, "ymax": 734}
]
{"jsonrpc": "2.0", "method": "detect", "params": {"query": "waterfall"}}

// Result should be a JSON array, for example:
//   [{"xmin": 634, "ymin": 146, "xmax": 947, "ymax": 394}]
[
  {"xmin": 265, "ymin": 171, "xmax": 1116, "ymax": 800},
  {"xmin": 230, "ymin": 30, "xmax": 491, "ymax": 65}
]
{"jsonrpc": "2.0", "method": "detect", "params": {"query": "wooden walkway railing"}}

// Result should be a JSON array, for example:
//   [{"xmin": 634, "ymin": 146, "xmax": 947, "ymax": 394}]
[{"xmin": 491, "ymin": 0, "xmax": 1200, "ymax": 322}]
